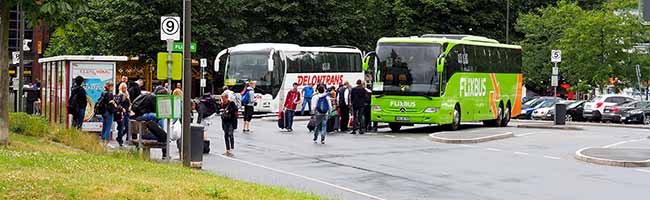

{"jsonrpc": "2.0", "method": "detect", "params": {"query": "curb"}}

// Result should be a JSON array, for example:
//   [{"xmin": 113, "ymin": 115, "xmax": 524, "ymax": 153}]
[
  {"xmin": 516, "ymin": 124, "xmax": 583, "ymax": 130},
  {"xmin": 429, "ymin": 132, "xmax": 514, "ymax": 144},
  {"xmin": 575, "ymin": 147, "xmax": 650, "ymax": 168},
  {"xmin": 512, "ymin": 119, "xmax": 650, "ymax": 130}
]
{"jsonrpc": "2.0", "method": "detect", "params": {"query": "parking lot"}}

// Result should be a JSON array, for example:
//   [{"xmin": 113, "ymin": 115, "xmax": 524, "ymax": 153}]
[{"xmin": 180, "ymin": 118, "xmax": 650, "ymax": 200}]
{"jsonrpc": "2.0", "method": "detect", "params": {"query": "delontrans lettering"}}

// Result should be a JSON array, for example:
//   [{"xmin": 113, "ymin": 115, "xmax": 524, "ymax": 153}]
[
  {"xmin": 459, "ymin": 77, "xmax": 487, "ymax": 97},
  {"xmin": 297, "ymin": 75, "xmax": 344, "ymax": 86}
]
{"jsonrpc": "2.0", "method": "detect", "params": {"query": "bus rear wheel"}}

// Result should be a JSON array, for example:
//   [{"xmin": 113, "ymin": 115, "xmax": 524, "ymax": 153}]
[
  {"xmin": 483, "ymin": 106, "xmax": 503, "ymax": 127},
  {"xmin": 500, "ymin": 106, "xmax": 511, "ymax": 127},
  {"xmin": 389, "ymin": 123, "xmax": 402, "ymax": 132}
]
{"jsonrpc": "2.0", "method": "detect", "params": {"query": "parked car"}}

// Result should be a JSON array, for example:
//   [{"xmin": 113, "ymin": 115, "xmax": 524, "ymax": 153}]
[
  {"xmin": 601, "ymin": 101, "xmax": 650, "ymax": 123},
  {"xmin": 621, "ymin": 104, "xmax": 650, "ymax": 124},
  {"xmin": 532, "ymin": 100, "xmax": 571, "ymax": 120},
  {"xmin": 582, "ymin": 95, "xmax": 635, "ymax": 122},
  {"xmin": 519, "ymin": 97, "xmax": 560, "ymax": 119},
  {"xmin": 543, "ymin": 100, "xmax": 577, "ymax": 121}
]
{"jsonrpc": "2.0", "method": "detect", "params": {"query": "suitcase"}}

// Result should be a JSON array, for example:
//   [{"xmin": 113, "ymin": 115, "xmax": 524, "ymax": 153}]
[
  {"xmin": 277, "ymin": 111, "xmax": 285, "ymax": 129},
  {"xmin": 327, "ymin": 117, "xmax": 335, "ymax": 132},
  {"xmin": 144, "ymin": 121, "xmax": 167, "ymax": 143},
  {"xmin": 203, "ymin": 140, "xmax": 210, "ymax": 154}
]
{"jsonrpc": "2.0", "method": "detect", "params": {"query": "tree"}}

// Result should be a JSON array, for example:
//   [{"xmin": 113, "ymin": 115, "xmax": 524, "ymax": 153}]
[{"xmin": 0, "ymin": 0, "xmax": 85, "ymax": 145}]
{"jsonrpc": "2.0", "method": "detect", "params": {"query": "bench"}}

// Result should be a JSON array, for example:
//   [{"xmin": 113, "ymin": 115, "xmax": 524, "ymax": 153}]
[{"xmin": 128, "ymin": 120, "xmax": 168, "ymax": 159}]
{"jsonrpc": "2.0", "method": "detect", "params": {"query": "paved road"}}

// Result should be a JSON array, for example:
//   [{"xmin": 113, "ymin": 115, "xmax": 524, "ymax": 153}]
[{"xmin": 192, "ymin": 119, "xmax": 650, "ymax": 200}]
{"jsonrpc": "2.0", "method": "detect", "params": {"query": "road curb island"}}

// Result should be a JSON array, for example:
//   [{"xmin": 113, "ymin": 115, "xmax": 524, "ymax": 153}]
[
  {"xmin": 429, "ymin": 132, "xmax": 514, "ymax": 144},
  {"xmin": 575, "ymin": 147, "xmax": 650, "ymax": 168}
]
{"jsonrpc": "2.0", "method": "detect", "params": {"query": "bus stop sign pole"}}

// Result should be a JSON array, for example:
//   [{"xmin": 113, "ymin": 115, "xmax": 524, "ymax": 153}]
[
  {"xmin": 165, "ymin": 39, "xmax": 172, "ymax": 161},
  {"xmin": 182, "ymin": 0, "xmax": 192, "ymax": 168}
]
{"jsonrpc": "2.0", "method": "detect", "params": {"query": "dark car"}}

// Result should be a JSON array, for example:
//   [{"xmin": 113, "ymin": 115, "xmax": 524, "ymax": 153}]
[
  {"xmin": 601, "ymin": 101, "xmax": 650, "ymax": 123},
  {"xmin": 621, "ymin": 104, "xmax": 650, "ymax": 124},
  {"xmin": 546, "ymin": 100, "xmax": 585, "ymax": 122}
]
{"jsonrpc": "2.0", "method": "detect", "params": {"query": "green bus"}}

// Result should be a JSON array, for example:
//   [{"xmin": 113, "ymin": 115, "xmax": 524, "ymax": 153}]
[{"xmin": 363, "ymin": 34, "xmax": 524, "ymax": 131}]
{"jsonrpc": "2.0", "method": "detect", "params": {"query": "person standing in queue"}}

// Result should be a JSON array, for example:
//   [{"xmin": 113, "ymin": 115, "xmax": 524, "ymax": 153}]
[
  {"xmin": 98, "ymin": 82, "xmax": 117, "ymax": 146},
  {"xmin": 114, "ymin": 83, "xmax": 131, "ymax": 146},
  {"xmin": 221, "ymin": 91, "xmax": 238, "ymax": 156},
  {"xmin": 350, "ymin": 80, "xmax": 367, "ymax": 134},
  {"xmin": 301, "ymin": 83, "xmax": 315, "ymax": 115},
  {"xmin": 283, "ymin": 83, "xmax": 301, "ymax": 132},
  {"xmin": 337, "ymin": 81, "xmax": 351, "ymax": 132},
  {"xmin": 363, "ymin": 82, "xmax": 372, "ymax": 132},
  {"xmin": 312, "ymin": 85, "xmax": 332, "ymax": 144},
  {"xmin": 242, "ymin": 81, "xmax": 256, "ymax": 132},
  {"xmin": 69, "ymin": 76, "xmax": 88, "ymax": 129}
]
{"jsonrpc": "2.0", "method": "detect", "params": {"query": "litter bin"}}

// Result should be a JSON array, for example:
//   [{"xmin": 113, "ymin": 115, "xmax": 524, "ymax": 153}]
[
  {"xmin": 190, "ymin": 124, "xmax": 205, "ymax": 168},
  {"xmin": 554, "ymin": 103, "xmax": 567, "ymax": 125}
]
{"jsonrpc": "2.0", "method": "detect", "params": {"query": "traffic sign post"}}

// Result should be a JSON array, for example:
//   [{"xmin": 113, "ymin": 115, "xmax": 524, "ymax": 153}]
[
  {"xmin": 160, "ymin": 16, "xmax": 180, "ymax": 161},
  {"xmin": 200, "ymin": 58, "xmax": 207, "ymax": 95},
  {"xmin": 551, "ymin": 50, "xmax": 561, "ymax": 97}
]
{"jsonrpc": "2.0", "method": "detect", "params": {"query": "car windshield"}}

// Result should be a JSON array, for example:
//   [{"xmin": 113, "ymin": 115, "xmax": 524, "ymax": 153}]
[
  {"xmin": 524, "ymin": 98, "xmax": 540, "ymax": 106},
  {"xmin": 536, "ymin": 100, "xmax": 557, "ymax": 108},
  {"xmin": 618, "ymin": 101, "xmax": 638, "ymax": 107},
  {"xmin": 226, "ymin": 52, "xmax": 272, "ymax": 86},
  {"xmin": 567, "ymin": 101, "xmax": 583, "ymax": 109},
  {"xmin": 373, "ymin": 43, "xmax": 442, "ymax": 97}
]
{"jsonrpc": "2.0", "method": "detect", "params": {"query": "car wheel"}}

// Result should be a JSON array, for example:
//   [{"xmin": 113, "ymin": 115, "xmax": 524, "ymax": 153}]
[
  {"xmin": 565, "ymin": 114, "xmax": 572, "ymax": 122},
  {"xmin": 644, "ymin": 115, "xmax": 650, "ymax": 125}
]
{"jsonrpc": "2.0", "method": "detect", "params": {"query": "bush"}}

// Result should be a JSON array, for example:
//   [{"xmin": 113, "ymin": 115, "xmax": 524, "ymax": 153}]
[{"xmin": 8, "ymin": 112, "xmax": 104, "ymax": 154}]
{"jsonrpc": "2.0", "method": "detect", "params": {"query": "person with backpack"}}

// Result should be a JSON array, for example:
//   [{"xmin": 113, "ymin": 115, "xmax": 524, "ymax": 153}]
[
  {"xmin": 312, "ymin": 86, "xmax": 332, "ymax": 144},
  {"xmin": 242, "ymin": 81, "xmax": 256, "ymax": 132},
  {"xmin": 350, "ymin": 80, "xmax": 367, "ymax": 134},
  {"xmin": 337, "ymin": 81, "xmax": 351, "ymax": 132},
  {"xmin": 283, "ymin": 83, "xmax": 301, "ymax": 132},
  {"xmin": 114, "ymin": 83, "xmax": 131, "ymax": 146},
  {"xmin": 96, "ymin": 81, "xmax": 118, "ymax": 146},
  {"xmin": 69, "ymin": 76, "xmax": 88, "ymax": 129},
  {"xmin": 300, "ymin": 83, "xmax": 315, "ymax": 115},
  {"xmin": 221, "ymin": 92, "xmax": 238, "ymax": 156}
]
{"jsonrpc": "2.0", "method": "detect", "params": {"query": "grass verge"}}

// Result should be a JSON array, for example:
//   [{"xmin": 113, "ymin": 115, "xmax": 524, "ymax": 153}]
[{"xmin": 1, "ymin": 114, "xmax": 325, "ymax": 200}]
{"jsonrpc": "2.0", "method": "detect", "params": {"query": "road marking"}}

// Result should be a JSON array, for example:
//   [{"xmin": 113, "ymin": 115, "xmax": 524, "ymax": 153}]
[
  {"xmin": 543, "ymin": 155, "xmax": 562, "ymax": 160},
  {"xmin": 635, "ymin": 169, "xmax": 650, "ymax": 173},
  {"xmin": 219, "ymin": 155, "xmax": 387, "ymax": 200},
  {"xmin": 385, "ymin": 135, "xmax": 396, "ymax": 138},
  {"xmin": 517, "ymin": 132, "xmax": 543, "ymax": 137},
  {"xmin": 460, "ymin": 144, "xmax": 478, "ymax": 148},
  {"xmin": 485, "ymin": 148, "xmax": 502, "ymax": 152},
  {"xmin": 603, "ymin": 138, "xmax": 647, "ymax": 148},
  {"xmin": 404, "ymin": 137, "xmax": 416, "ymax": 140},
  {"xmin": 514, "ymin": 152, "xmax": 530, "ymax": 155}
]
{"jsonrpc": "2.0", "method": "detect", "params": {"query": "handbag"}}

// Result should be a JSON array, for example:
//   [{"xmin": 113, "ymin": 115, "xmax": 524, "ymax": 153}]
[{"xmin": 307, "ymin": 116, "xmax": 316, "ymax": 132}]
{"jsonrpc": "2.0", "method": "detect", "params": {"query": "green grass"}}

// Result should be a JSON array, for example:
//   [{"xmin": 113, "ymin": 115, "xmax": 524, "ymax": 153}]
[{"xmin": 0, "ymin": 114, "xmax": 326, "ymax": 200}]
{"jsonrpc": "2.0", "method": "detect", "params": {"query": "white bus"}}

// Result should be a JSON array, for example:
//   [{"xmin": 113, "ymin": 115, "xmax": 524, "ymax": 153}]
[{"xmin": 215, "ymin": 43, "xmax": 365, "ymax": 113}]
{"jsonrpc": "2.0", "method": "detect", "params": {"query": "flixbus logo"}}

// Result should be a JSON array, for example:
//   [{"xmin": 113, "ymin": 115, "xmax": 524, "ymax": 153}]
[
  {"xmin": 389, "ymin": 101, "xmax": 416, "ymax": 108},
  {"xmin": 460, "ymin": 77, "xmax": 487, "ymax": 97}
]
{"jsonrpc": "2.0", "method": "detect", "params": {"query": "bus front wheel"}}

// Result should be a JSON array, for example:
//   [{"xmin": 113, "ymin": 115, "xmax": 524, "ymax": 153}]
[
  {"xmin": 389, "ymin": 123, "xmax": 402, "ymax": 132},
  {"xmin": 445, "ymin": 105, "xmax": 461, "ymax": 131}
]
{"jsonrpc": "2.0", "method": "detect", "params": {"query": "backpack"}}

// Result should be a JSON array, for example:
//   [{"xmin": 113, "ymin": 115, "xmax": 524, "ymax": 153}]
[
  {"xmin": 241, "ymin": 89, "xmax": 251, "ymax": 105},
  {"xmin": 68, "ymin": 92, "xmax": 79, "ymax": 116},
  {"xmin": 316, "ymin": 95, "xmax": 330, "ymax": 114},
  {"xmin": 93, "ymin": 94, "xmax": 106, "ymax": 115}
]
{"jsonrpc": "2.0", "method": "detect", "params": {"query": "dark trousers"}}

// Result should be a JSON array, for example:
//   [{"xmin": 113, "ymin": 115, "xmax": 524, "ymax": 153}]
[
  {"xmin": 339, "ymin": 106, "xmax": 349, "ymax": 131},
  {"xmin": 223, "ymin": 122, "xmax": 235, "ymax": 150},
  {"xmin": 72, "ymin": 108, "xmax": 85, "ymax": 129},
  {"xmin": 364, "ymin": 105, "xmax": 371, "ymax": 131},
  {"xmin": 352, "ymin": 107, "xmax": 365, "ymax": 133},
  {"xmin": 285, "ymin": 110, "xmax": 295, "ymax": 129},
  {"xmin": 116, "ymin": 114, "xmax": 129, "ymax": 145}
]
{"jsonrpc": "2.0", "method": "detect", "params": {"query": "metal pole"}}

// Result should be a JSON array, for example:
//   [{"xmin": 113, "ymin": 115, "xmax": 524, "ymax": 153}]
[
  {"xmin": 554, "ymin": 62, "xmax": 557, "ymax": 98},
  {"xmin": 165, "ymin": 39, "xmax": 173, "ymax": 160},
  {"xmin": 182, "ymin": 0, "xmax": 192, "ymax": 167},
  {"xmin": 200, "ymin": 65, "xmax": 205, "ymax": 95},
  {"xmin": 18, "ymin": 1, "xmax": 24, "ymax": 112}
]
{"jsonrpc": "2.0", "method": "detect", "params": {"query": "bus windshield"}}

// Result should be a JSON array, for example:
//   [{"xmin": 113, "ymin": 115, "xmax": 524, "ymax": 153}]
[
  {"xmin": 226, "ymin": 52, "xmax": 272, "ymax": 87},
  {"xmin": 374, "ymin": 43, "xmax": 442, "ymax": 97}
]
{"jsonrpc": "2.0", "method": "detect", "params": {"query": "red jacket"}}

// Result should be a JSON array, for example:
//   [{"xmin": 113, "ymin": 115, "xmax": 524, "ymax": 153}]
[{"xmin": 284, "ymin": 89, "xmax": 301, "ymax": 110}]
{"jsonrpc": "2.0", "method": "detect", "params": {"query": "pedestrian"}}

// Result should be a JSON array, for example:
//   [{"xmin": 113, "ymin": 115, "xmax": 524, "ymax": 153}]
[
  {"xmin": 363, "ymin": 82, "xmax": 372, "ymax": 132},
  {"xmin": 301, "ymin": 83, "xmax": 315, "ymax": 115},
  {"xmin": 242, "ymin": 81, "xmax": 256, "ymax": 132},
  {"xmin": 97, "ymin": 81, "xmax": 117, "ymax": 146},
  {"xmin": 115, "ymin": 83, "xmax": 131, "ymax": 146},
  {"xmin": 69, "ymin": 76, "xmax": 88, "ymax": 129},
  {"xmin": 337, "ymin": 81, "xmax": 351, "ymax": 132},
  {"xmin": 173, "ymin": 83, "xmax": 183, "ymax": 96},
  {"xmin": 116, "ymin": 75, "xmax": 129, "ymax": 94},
  {"xmin": 312, "ymin": 85, "xmax": 332, "ymax": 144},
  {"xmin": 283, "ymin": 82, "xmax": 301, "ymax": 132},
  {"xmin": 221, "ymin": 92, "xmax": 238, "ymax": 156},
  {"xmin": 350, "ymin": 80, "xmax": 366, "ymax": 134},
  {"xmin": 328, "ymin": 87, "xmax": 338, "ymax": 132},
  {"xmin": 130, "ymin": 79, "xmax": 144, "ymax": 100}
]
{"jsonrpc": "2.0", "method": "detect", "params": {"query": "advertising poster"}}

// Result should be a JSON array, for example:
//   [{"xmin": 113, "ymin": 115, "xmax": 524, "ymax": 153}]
[{"xmin": 70, "ymin": 62, "xmax": 115, "ymax": 132}]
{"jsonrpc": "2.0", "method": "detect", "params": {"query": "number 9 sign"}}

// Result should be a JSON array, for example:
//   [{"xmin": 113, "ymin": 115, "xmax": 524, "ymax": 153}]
[{"xmin": 160, "ymin": 16, "xmax": 180, "ymax": 41}]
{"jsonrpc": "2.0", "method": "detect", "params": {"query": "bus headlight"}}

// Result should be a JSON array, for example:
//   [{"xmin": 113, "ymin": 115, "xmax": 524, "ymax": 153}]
[
  {"xmin": 372, "ymin": 105, "xmax": 382, "ymax": 111},
  {"xmin": 424, "ymin": 107, "xmax": 439, "ymax": 113}
]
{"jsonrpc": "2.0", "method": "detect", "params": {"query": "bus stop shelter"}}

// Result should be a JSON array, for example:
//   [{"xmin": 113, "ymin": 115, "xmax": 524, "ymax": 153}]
[{"xmin": 38, "ymin": 55, "xmax": 128, "ymax": 132}]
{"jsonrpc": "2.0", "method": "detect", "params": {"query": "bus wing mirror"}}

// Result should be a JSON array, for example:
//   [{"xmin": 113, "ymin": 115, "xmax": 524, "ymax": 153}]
[
  {"xmin": 437, "ymin": 57, "xmax": 445, "ymax": 73},
  {"xmin": 363, "ymin": 51, "xmax": 376, "ymax": 71},
  {"xmin": 268, "ymin": 58, "xmax": 274, "ymax": 72},
  {"xmin": 215, "ymin": 48, "xmax": 229, "ymax": 72}
]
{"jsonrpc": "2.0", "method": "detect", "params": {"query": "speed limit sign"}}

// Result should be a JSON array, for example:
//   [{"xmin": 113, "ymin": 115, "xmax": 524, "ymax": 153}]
[{"xmin": 160, "ymin": 16, "xmax": 180, "ymax": 41}]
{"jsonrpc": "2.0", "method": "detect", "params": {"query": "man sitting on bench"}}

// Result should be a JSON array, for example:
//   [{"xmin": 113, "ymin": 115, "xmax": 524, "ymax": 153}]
[{"xmin": 131, "ymin": 86, "xmax": 169, "ymax": 156}]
